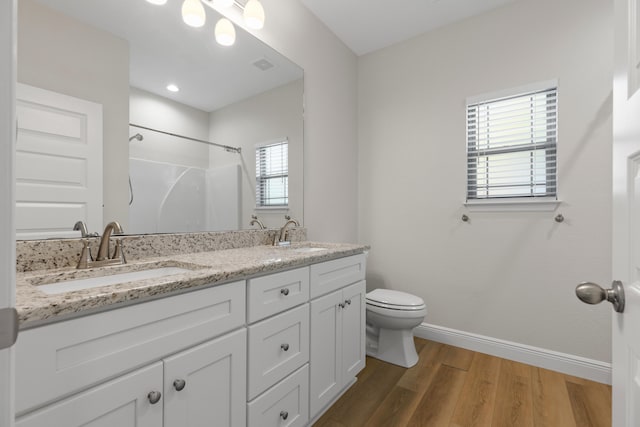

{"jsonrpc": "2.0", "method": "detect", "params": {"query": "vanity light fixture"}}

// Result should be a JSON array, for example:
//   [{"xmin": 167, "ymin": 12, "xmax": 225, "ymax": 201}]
[
  {"xmin": 182, "ymin": 0, "xmax": 207, "ymax": 28},
  {"xmin": 177, "ymin": 0, "xmax": 266, "ymax": 46},
  {"xmin": 145, "ymin": 0, "xmax": 168, "ymax": 5},
  {"xmin": 166, "ymin": 84, "xmax": 180, "ymax": 92},
  {"xmin": 215, "ymin": 18, "xmax": 236, "ymax": 46},
  {"xmin": 243, "ymin": 0, "xmax": 265, "ymax": 30}
]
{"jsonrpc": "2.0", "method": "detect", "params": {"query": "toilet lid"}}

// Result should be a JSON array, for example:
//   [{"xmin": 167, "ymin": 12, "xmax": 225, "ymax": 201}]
[{"xmin": 366, "ymin": 289, "xmax": 425, "ymax": 310}]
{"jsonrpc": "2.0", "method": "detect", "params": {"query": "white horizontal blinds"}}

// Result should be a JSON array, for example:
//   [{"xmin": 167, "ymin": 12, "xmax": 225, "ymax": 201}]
[
  {"xmin": 467, "ymin": 87, "xmax": 557, "ymax": 200},
  {"xmin": 256, "ymin": 140, "xmax": 288, "ymax": 206}
]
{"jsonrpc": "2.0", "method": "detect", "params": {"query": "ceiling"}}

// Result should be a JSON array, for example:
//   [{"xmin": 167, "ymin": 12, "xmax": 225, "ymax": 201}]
[{"xmin": 299, "ymin": 0, "xmax": 522, "ymax": 56}]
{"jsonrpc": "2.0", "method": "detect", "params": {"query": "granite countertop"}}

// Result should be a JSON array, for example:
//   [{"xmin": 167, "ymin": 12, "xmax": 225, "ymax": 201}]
[{"xmin": 16, "ymin": 242, "xmax": 368, "ymax": 328}]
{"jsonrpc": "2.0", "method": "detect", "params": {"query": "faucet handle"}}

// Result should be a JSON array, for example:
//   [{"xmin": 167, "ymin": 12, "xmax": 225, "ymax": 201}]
[
  {"xmin": 112, "ymin": 239, "xmax": 127, "ymax": 264},
  {"xmin": 76, "ymin": 239, "xmax": 94, "ymax": 269}
]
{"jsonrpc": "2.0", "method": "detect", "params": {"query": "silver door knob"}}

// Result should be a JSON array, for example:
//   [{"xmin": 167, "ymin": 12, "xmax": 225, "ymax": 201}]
[
  {"xmin": 280, "ymin": 411, "xmax": 289, "ymax": 420},
  {"xmin": 281, "ymin": 343, "xmax": 289, "ymax": 351},
  {"xmin": 280, "ymin": 288, "xmax": 290, "ymax": 296},
  {"xmin": 575, "ymin": 280, "xmax": 625, "ymax": 313},
  {"xmin": 173, "ymin": 379, "xmax": 186, "ymax": 391},
  {"xmin": 147, "ymin": 391, "xmax": 162, "ymax": 404}
]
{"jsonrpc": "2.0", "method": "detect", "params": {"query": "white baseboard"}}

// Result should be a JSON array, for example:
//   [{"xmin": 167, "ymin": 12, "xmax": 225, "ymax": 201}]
[{"xmin": 414, "ymin": 323, "xmax": 611, "ymax": 385}]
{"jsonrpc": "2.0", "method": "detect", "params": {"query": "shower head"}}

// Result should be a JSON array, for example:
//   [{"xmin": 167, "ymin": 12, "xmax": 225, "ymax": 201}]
[{"xmin": 129, "ymin": 133, "xmax": 143, "ymax": 142}]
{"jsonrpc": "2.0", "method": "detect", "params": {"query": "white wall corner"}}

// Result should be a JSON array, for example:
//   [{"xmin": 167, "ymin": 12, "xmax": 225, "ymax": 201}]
[{"xmin": 414, "ymin": 323, "xmax": 611, "ymax": 385}]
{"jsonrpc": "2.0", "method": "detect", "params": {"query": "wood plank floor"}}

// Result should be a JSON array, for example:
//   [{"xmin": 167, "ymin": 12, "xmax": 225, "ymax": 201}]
[{"xmin": 313, "ymin": 338, "xmax": 611, "ymax": 427}]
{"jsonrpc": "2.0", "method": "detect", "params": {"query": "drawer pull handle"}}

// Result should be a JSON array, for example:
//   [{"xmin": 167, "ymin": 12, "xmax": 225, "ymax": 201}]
[
  {"xmin": 345, "ymin": 299, "xmax": 351, "ymax": 306},
  {"xmin": 148, "ymin": 391, "xmax": 162, "ymax": 404},
  {"xmin": 280, "ymin": 288, "xmax": 290, "ymax": 296},
  {"xmin": 173, "ymin": 379, "xmax": 186, "ymax": 391},
  {"xmin": 338, "ymin": 302, "xmax": 345, "ymax": 309},
  {"xmin": 281, "ymin": 343, "xmax": 290, "ymax": 351},
  {"xmin": 280, "ymin": 411, "xmax": 289, "ymax": 420}
]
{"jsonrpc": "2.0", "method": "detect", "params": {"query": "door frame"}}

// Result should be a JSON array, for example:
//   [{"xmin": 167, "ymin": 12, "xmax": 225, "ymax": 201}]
[{"xmin": 0, "ymin": 0, "xmax": 17, "ymax": 426}]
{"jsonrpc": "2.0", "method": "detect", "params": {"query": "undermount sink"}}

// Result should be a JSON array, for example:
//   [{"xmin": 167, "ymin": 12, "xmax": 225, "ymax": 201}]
[
  {"xmin": 291, "ymin": 247, "xmax": 327, "ymax": 253},
  {"xmin": 32, "ymin": 263, "xmax": 202, "ymax": 295}
]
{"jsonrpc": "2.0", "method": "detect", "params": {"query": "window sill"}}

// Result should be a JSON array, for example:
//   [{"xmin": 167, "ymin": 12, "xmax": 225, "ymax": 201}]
[{"xmin": 464, "ymin": 198, "xmax": 561, "ymax": 212}]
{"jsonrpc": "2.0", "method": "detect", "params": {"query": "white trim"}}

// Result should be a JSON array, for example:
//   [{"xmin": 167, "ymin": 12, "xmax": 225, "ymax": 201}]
[
  {"xmin": 467, "ymin": 79, "xmax": 559, "ymax": 105},
  {"xmin": 464, "ymin": 198, "xmax": 562, "ymax": 212},
  {"xmin": 414, "ymin": 323, "xmax": 611, "ymax": 385}
]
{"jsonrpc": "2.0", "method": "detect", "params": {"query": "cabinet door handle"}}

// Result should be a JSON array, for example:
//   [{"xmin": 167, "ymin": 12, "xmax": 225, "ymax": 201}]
[
  {"xmin": 281, "ymin": 343, "xmax": 290, "ymax": 351},
  {"xmin": 280, "ymin": 411, "xmax": 289, "ymax": 420},
  {"xmin": 148, "ymin": 391, "xmax": 162, "ymax": 404},
  {"xmin": 173, "ymin": 379, "xmax": 186, "ymax": 391},
  {"xmin": 344, "ymin": 299, "xmax": 351, "ymax": 306},
  {"xmin": 338, "ymin": 302, "xmax": 345, "ymax": 309},
  {"xmin": 280, "ymin": 288, "xmax": 290, "ymax": 296}
]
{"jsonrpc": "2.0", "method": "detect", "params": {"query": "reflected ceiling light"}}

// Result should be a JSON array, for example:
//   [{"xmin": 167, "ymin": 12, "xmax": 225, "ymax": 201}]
[
  {"xmin": 166, "ymin": 84, "xmax": 180, "ymax": 92},
  {"xmin": 213, "ymin": 0, "xmax": 235, "ymax": 8},
  {"xmin": 215, "ymin": 18, "xmax": 236, "ymax": 46},
  {"xmin": 146, "ymin": 0, "xmax": 168, "ymax": 5},
  {"xmin": 243, "ymin": 0, "xmax": 265, "ymax": 30},
  {"xmin": 182, "ymin": 0, "xmax": 206, "ymax": 28}
]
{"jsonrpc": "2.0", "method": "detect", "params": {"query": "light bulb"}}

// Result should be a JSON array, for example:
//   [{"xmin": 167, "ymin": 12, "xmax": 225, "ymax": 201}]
[
  {"xmin": 243, "ymin": 0, "xmax": 264, "ymax": 30},
  {"xmin": 146, "ymin": 0, "xmax": 167, "ymax": 5},
  {"xmin": 215, "ymin": 18, "xmax": 236, "ymax": 46},
  {"xmin": 213, "ymin": 0, "xmax": 234, "ymax": 8},
  {"xmin": 182, "ymin": 0, "xmax": 206, "ymax": 28},
  {"xmin": 166, "ymin": 84, "xmax": 180, "ymax": 92}
]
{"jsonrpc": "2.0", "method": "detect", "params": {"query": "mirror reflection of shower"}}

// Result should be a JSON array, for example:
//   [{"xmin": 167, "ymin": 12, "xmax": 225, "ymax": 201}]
[{"xmin": 128, "ymin": 133, "xmax": 143, "ymax": 206}]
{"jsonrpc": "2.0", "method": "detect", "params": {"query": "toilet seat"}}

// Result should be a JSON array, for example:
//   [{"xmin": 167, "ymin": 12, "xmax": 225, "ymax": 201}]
[{"xmin": 366, "ymin": 289, "xmax": 426, "ymax": 311}]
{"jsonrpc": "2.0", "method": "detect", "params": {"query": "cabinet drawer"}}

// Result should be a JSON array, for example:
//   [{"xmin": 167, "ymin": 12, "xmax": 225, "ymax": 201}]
[
  {"xmin": 16, "ymin": 281, "xmax": 245, "ymax": 415},
  {"xmin": 247, "ymin": 304, "xmax": 309, "ymax": 400},
  {"xmin": 310, "ymin": 254, "xmax": 366, "ymax": 299},
  {"xmin": 247, "ymin": 267, "xmax": 309, "ymax": 323},
  {"xmin": 247, "ymin": 364, "xmax": 309, "ymax": 427}
]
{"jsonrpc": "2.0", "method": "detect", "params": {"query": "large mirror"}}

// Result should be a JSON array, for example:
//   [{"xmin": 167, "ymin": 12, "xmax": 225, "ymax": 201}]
[{"xmin": 15, "ymin": 0, "xmax": 303, "ymax": 239}]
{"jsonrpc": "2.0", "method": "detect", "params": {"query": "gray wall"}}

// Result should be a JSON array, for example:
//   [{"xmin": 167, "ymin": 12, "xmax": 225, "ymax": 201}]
[
  {"xmin": 17, "ymin": 0, "xmax": 129, "ymax": 228},
  {"xmin": 357, "ymin": 0, "xmax": 613, "ymax": 362}
]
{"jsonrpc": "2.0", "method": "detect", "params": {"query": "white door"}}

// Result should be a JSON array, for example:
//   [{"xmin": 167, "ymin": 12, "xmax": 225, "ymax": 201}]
[
  {"xmin": 15, "ymin": 84, "xmax": 103, "ymax": 239},
  {"xmin": 163, "ymin": 329, "xmax": 247, "ymax": 427},
  {"xmin": 15, "ymin": 362, "xmax": 164, "ymax": 427},
  {"xmin": 611, "ymin": 0, "xmax": 640, "ymax": 425},
  {"xmin": 0, "ymin": 1, "xmax": 16, "ymax": 426},
  {"xmin": 341, "ymin": 280, "xmax": 366, "ymax": 381}
]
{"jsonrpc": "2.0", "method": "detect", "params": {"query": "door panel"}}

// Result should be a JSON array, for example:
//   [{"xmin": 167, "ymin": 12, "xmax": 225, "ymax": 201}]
[
  {"xmin": 613, "ymin": 0, "xmax": 640, "ymax": 425},
  {"xmin": 341, "ymin": 280, "xmax": 366, "ymax": 380}
]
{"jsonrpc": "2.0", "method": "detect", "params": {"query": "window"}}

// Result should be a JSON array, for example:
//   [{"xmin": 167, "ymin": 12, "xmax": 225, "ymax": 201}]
[
  {"xmin": 466, "ymin": 84, "xmax": 557, "ymax": 201},
  {"xmin": 256, "ymin": 139, "xmax": 288, "ymax": 207}
]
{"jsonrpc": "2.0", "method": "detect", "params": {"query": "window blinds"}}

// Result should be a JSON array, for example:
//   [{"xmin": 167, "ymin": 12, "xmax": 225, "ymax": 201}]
[
  {"xmin": 466, "ymin": 87, "xmax": 557, "ymax": 200},
  {"xmin": 255, "ymin": 140, "xmax": 288, "ymax": 207}
]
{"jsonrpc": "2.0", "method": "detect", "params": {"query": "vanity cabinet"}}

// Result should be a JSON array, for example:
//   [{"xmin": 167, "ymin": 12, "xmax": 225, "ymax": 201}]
[
  {"xmin": 14, "ymin": 251, "xmax": 367, "ymax": 426},
  {"xmin": 16, "ymin": 329, "xmax": 247, "ymax": 427},
  {"xmin": 309, "ymin": 255, "xmax": 367, "ymax": 420},
  {"xmin": 15, "ymin": 281, "xmax": 246, "ymax": 426}
]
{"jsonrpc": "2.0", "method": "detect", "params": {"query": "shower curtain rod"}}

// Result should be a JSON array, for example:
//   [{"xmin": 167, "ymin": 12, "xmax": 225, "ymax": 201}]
[{"xmin": 129, "ymin": 123, "xmax": 241, "ymax": 154}]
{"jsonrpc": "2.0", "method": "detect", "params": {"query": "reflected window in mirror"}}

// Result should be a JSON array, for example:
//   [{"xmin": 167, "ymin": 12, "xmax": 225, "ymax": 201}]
[{"xmin": 256, "ymin": 139, "xmax": 288, "ymax": 207}]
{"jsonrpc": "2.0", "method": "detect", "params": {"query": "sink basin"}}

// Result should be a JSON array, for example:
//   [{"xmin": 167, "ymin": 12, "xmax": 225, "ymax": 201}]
[
  {"xmin": 35, "ymin": 266, "xmax": 196, "ymax": 295},
  {"xmin": 291, "ymin": 247, "xmax": 327, "ymax": 253}
]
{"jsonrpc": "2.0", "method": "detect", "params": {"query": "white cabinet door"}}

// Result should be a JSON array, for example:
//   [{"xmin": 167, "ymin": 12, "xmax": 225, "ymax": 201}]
[
  {"xmin": 163, "ymin": 329, "xmax": 247, "ymax": 427},
  {"xmin": 309, "ymin": 290, "xmax": 342, "ymax": 418},
  {"xmin": 15, "ymin": 362, "xmax": 163, "ymax": 427},
  {"xmin": 341, "ymin": 280, "xmax": 366, "ymax": 381}
]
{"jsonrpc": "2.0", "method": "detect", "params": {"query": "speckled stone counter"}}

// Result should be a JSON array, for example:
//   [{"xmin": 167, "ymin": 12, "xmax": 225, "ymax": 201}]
[{"xmin": 16, "ymin": 241, "xmax": 368, "ymax": 328}]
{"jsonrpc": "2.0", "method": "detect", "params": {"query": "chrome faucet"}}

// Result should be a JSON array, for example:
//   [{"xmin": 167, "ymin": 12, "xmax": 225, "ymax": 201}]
[
  {"xmin": 73, "ymin": 220, "xmax": 99, "ymax": 238},
  {"xmin": 275, "ymin": 215, "xmax": 300, "ymax": 246},
  {"xmin": 250, "ymin": 215, "xmax": 266, "ymax": 229},
  {"xmin": 95, "ymin": 221, "xmax": 126, "ymax": 264}
]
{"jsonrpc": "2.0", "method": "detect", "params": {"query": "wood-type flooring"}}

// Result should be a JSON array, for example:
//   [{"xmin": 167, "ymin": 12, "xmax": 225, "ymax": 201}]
[{"xmin": 314, "ymin": 338, "xmax": 611, "ymax": 427}]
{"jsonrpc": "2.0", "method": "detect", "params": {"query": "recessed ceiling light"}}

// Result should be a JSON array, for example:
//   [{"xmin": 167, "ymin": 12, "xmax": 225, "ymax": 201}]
[
  {"xmin": 166, "ymin": 84, "xmax": 180, "ymax": 92},
  {"xmin": 146, "ymin": 0, "xmax": 168, "ymax": 5}
]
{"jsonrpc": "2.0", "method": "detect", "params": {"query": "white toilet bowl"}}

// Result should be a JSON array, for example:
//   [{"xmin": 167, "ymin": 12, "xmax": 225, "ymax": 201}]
[{"xmin": 365, "ymin": 289, "xmax": 426, "ymax": 368}]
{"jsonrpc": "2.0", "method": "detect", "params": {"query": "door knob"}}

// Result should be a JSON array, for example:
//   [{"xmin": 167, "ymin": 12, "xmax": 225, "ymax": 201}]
[
  {"xmin": 147, "ymin": 391, "xmax": 162, "ymax": 404},
  {"xmin": 173, "ymin": 379, "xmax": 186, "ymax": 391},
  {"xmin": 575, "ymin": 280, "xmax": 625, "ymax": 313}
]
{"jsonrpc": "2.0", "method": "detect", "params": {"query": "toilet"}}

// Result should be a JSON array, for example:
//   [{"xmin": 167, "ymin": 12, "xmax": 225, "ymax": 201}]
[{"xmin": 365, "ymin": 289, "xmax": 427, "ymax": 368}]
